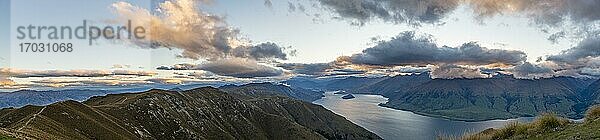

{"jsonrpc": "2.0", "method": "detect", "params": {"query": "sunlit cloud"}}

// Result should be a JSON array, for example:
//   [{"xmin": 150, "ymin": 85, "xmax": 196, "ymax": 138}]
[
  {"xmin": 159, "ymin": 58, "xmax": 285, "ymax": 78},
  {"xmin": 111, "ymin": 0, "xmax": 293, "ymax": 61}
]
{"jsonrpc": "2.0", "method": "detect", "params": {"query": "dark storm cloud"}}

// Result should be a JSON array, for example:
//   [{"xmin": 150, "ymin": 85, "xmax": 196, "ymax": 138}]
[
  {"xmin": 316, "ymin": 0, "xmax": 460, "ymax": 25},
  {"xmin": 350, "ymin": 31, "xmax": 527, "ymax": 66},
  {"xmin": 232, "ymin": 42, "xmax": 289, "ymax": 60},
  {"xmin": 314, "ymin": 0, "xmax": 600, "ymax": 27},
  {"xmin": 547, "ymin": 36, "xmax": 600, "ymax": 63},
  {"xmin": 156, "ymin": 59, "xmax": 285, "ymax": 78}
]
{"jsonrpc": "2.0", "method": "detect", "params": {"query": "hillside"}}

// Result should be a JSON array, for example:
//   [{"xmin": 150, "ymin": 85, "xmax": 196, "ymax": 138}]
[
  {"xmin": 352, "ymin": 73, "xmax": 431, "ymax": 97},
  {"xmin": 0, "ymin": 87, "xmax": 380, "ymax": 140},
  {"xmin": 220, "ymin": 83, "xmax": 324, "ymax": 102},
  {"xmin": 381, "ymin": 76, "xmax": 596, "ymax": 121},
  {"xmin": 322, "ymin": 77, "xmax": 388, "ymax": 91},
  {"xmin": 458, "ymin": 106, "xmax": 600, "ymax": 140}
]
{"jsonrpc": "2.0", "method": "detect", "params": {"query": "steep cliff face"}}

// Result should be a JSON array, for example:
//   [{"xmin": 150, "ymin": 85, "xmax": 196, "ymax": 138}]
[
  {"xmin": 0, "ymin": 88, "xmax": 380, "ymax": 140},
  {"xmin": 382, "ymin": 76, "xmax": 595, "ymax": 121}
]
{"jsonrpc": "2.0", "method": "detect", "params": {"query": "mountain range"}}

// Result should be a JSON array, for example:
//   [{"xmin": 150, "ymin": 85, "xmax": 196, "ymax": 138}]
[
  {"xmin": 220, "ymin": 83, "xmax": 324, "ymax": 102},
  {"xmin": 0, "ymin": 87, "xmax": 380, "ymax": 140},
  {"xmin": 0, "ymin": 89, "xmax": 109, "ymax": 109},
  {"xmin": 285, "ymin": 74, "xmax": 600, "ymax": 121}
]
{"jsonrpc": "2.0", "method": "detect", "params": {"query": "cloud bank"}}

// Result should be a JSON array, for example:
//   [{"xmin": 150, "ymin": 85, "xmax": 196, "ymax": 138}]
[
  {"xmin": 316, "ymin": 0, "xmax": 460, "ymax": 25},
  {"xmin": 197, "ymin": 58, "xmax": 284, "ymax": 78},
  {"xmin": 276, "ymin": 31, "xmax": 528, "ymax": 79},
  {"xmin": 159, "ymin": 58, "xmax": 284, "ymax": 78},
  {"xmin": 1, "ymin": 68, "xmax": 156, "ymax": 78},
  {"xmin": 350, "ymin": 31, "xmax": 527, "ymax": 66},
  {"xmin": 431, "ymin": 64, "xmax": 489, "ymax": 79},
  {"xmin": 510, "ymin": 62, "xmax": 555, "ymax": 79},
  {"xmin": 315, "ymin": 0, "xmax": 600, "ymax": 27}
]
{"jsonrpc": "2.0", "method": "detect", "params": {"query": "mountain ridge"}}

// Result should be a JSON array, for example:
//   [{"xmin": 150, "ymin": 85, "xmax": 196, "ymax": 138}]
[{"xmin": 0, "ymin": 87, "xmax": 381, "ymax": 140}]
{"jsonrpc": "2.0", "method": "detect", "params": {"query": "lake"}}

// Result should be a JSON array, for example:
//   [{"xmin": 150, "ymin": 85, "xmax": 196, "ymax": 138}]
[{"xmin": 313, "ymin": 92, "xmax": 534, "ymax": 140}]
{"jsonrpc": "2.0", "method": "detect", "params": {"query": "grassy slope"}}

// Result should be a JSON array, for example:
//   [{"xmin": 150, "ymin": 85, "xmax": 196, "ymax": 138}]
[
  {"xmin": 0, "ymin": 136, "xmax": 12, "ymax": 140},
  {"xmin": 457, "ymin": 106, "xmax": 600, "ymax": 140},
  {"xmin": 0, "ymin": 88, "xmax": 381, "ymax": 140}
]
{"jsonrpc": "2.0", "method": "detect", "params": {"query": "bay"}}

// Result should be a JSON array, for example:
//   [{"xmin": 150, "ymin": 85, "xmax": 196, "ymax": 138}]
[{"xmin": 313, "ymin": 92, "xmax": 533, "ymax": 140}]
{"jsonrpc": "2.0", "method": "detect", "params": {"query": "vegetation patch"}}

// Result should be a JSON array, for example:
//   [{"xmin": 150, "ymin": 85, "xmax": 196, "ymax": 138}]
[
  {"xmin": 450, "ymin": 107, "xmax": 600, "ymax": 140},
  {"xmin": 0, "ymin": 134, "xmax": 14, "ymax": 140},
  {"xmin": 585, "ymin": 105, "xmax": 600, "ymax": 123}
]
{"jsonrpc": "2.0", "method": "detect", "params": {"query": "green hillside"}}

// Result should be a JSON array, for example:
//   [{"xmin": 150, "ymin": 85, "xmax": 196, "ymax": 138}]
[
  {"xmin": 455, "ymin": 105, "xmax": 600, "ymax": 140},
  {"xmin": 0, "ymin": 87, "xmax": 380, "ymax": 140},
  {"xmin": 382, "ymin": 77, "xmax": 595, "ymax": 121}
]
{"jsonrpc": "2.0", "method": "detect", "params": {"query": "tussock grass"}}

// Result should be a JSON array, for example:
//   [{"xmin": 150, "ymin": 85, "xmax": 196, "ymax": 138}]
[
  {"xmin": 585, "ymin": 105, "xmax": 600, "ymax": 123},
  {"xmin": 454, "ymin": 113, "xmax": 569, "ymax": 140},
  {"xmin": 0, "ymin": 135, "xmax": 14, "ymax": 140},
  {"xmin": 452, "ymin": 106, "xmax": 600, "ymax": 140}
]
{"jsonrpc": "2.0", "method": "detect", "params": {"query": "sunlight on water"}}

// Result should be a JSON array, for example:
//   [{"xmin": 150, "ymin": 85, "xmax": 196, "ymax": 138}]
[{"xmin": 313, "ymin": 92, "xmax": 533, "ymax": 140}]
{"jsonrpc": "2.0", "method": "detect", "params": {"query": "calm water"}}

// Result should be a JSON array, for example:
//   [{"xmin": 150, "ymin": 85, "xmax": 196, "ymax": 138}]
[{"xmin": 313, "ymin": 92, "xmax": 533, "ymax": 140}]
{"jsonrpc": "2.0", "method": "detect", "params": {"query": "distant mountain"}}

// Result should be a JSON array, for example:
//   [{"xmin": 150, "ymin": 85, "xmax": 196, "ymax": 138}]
[
  {"xmin": 282, "ymin": 76, "xmax": 330, "ymax": 90},
  {"xmin": 0, "ymin": 89, "xmax": 108, "ymax": 109},
  {"xmin": 381, "ymin": 76, "xmax": 596, "ymax": 121},
  {"xmin": 0, "ymin": 87, "xmax": 381, "ymax": 140},
  {"xmin": 322, "ymin": 76, "xmax": 388, "ymax": 91},
  {"xmin": 283, "ymin": 76, "xmax": 395, "ymax": 94},
  {"xmin": 352, "ymin": 73, "xmax": 431, "ymax": 97},
  {"xmin": 220, "ymin": 83, "xmax": 324, "ymax": 102},
  {"xmin": 584, "ymin": 79, "xmax": 600, "ymax": 103}
]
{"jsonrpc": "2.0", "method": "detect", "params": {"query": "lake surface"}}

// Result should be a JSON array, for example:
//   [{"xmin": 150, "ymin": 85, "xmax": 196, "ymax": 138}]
[{"xmin": 313, "ymin": 92, "xmax": 533, "ymax": 140}]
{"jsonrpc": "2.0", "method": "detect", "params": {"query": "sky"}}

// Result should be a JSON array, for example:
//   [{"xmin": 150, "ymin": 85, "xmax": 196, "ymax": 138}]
[{"xmin": 1, "ymin": 0, "xmax": 599, "ymax": 90}]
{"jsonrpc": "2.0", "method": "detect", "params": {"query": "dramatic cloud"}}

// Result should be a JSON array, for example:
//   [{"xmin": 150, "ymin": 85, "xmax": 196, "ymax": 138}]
[
  {"xmin": 316, "ymin": 0, "xmax": 460, "ymax": 25},
  {"xmin": 547, "ymin": 36, "xmax": 600, "ymax": 63},
  {"xmin": 511, "ymin": 62, "xmax": 555, "ymax": 79},
  {"xmin": 350, "ymin": 31, "xmax": 527, "ymax": 66},
  {"xmin": 276, "ymin": 31, "xmax": 531, "ymax": 79},
  {"xmin": 232, "ymin": 42, "xmax": 289, "ymax": 60},
  {"xmin": 467, "ymin": 0, "xmax": 600, "ymax": 26},
  {"xmin": 430, "ymin": 64, "xmax": 490, "ymax": 79},
  {"xmin": 276, "ymin": 57, "xmax": 371, "ymax": 77},
  {"xmin": 0, "ymin": 68, "xmax": 156, "ymax": 78},
  {"xmin": 111, "ymin": 0, "xmax": 290, "ymax": 60},
  {"xmin": 315, "ymin": 0, "xmax": 600, "ymax": 27},
  {"xmin": 277, "ymin": 63, "xmax": 332, "ymax": 76},
  {"xmin": 197, "ymin": 58, "xmax": 284, "ymax": 78},
  {"xmin": 581, "ymin": 67, "xmax": 600, "ymax": 76},
  {"xmin": 538, "ymin": 36, "xmax": 600, "ymax": 77}
]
